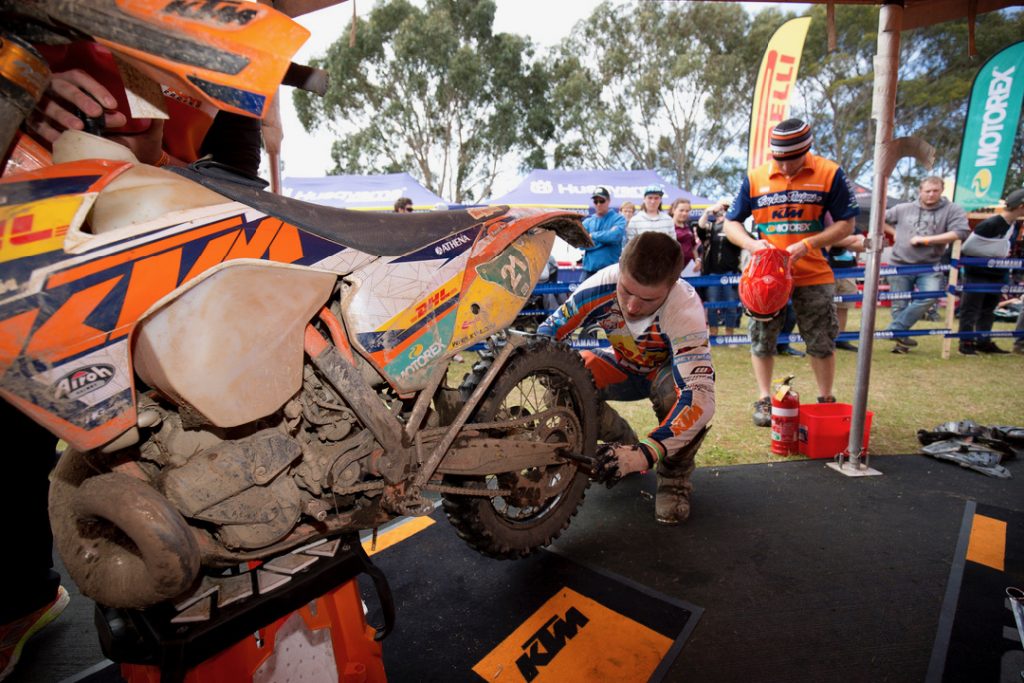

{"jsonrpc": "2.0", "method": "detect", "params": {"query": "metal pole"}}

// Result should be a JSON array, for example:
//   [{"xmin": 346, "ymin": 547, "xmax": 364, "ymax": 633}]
[{"xmin": 847, "ymin": 2, "xmax": 902, "ymax": 466}]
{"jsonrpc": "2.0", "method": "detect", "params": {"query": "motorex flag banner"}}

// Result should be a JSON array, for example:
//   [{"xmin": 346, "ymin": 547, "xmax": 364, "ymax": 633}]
[
  {"xmin": 747, "ymin": 17, "xmax": 812, "ymax": 172},
  {"xmin": 954, "ymin": 40, "xmax": 1024, "ymax": 210}
]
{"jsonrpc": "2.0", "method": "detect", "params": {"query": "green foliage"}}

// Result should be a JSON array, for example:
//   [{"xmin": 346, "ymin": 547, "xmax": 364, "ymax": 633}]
[
  {"xmin": 293, "ymin": 0, "xmax": 551, "ymax": 203},
  {"xmin": 545, "ymin": 1, "xmax": 795, "ymax": 198}
]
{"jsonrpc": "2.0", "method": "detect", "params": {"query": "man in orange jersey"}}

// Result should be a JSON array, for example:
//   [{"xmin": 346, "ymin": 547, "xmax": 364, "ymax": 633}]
[{"xmin": 723, "ymin": 119, "xmax": 859, "ymax": 427}]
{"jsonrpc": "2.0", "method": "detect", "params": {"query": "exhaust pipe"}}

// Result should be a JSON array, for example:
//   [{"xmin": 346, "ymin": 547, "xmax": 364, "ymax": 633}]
[{"xmin": 49, "ymin": 452, "xmax": 201, "ymax": 609}]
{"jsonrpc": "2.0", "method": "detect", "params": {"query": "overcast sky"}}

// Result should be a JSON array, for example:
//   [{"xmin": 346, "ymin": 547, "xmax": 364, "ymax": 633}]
[{"xmin": 272, "ymin": 0, "xmax": 598, "ymax": 193}]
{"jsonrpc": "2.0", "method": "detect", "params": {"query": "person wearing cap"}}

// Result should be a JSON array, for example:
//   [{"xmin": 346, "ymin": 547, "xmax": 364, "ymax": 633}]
[
  {"xmin": 624, "ymin": 185, "xmax": 674, "ymax": 248},
  {"xmin": 538, "ymin": 231, "xmax": 715, "ymax": 525},
  {"xmin": 881, "ymin": 176, "xmax": 969, "ymax": 353},
  {"xmin": 581, "ymin": 186, "xmax": 627, "ymax": 279},
  {"xmin": 957, "ymin": 187, "xmax": 1024, "ymax": 355},
  {"xmin": 724, "ymin": 118, "xmax": 859, "ymax": 427}
]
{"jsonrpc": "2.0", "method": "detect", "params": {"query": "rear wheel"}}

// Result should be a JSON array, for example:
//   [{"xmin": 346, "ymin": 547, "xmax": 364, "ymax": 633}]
[{"xmin": 442, "ymin": 337, "xmax": 597, "ymax": 558}]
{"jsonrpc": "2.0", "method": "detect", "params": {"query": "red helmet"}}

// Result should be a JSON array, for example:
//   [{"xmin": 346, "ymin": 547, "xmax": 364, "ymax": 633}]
[{"xmin": 739, "ymin": 246, "xmax": 794, "ymax": 321}]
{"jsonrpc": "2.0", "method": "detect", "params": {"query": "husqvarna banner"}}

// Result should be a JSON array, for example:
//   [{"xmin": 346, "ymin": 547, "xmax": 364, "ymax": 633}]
[
  {"xmin": 747, "ymin": 17, "xmax": 812, "ymax": 171},
  {"xmin": 954, "ymin": 40, "xmax": 1024, "ymax": 211}
]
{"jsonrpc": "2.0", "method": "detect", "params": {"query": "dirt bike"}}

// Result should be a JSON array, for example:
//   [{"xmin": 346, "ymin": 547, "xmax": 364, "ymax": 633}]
[{"xmin": 0, "ymin": 0, "xmax": 597, "ymax": 611}]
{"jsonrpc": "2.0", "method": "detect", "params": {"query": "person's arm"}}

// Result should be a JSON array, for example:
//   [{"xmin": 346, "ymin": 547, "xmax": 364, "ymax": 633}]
[
  {"xmin": 834, "ymin": 233, "xmax": 867, "ymax": 252},
  {"xmin": 536, "ymin": 273, "xmax": 616, "ymax": 340},
  {"xmin": 723, "ymin": 180, "xmax": 766, "ymax": 252},
  {"xmin": 788, "ymin": 218, "xmax": 855, "ymax": 261},
  {"xmin": 642, "ymin": 289, "xmax": 716, "ymax": 465},
  {"xmin": 909, "ymin": 204, "xmax": 970, "ymax": 246},
  {"xmin": 589, "ymin": 214, "xmax": 626, "ymax": 246}
]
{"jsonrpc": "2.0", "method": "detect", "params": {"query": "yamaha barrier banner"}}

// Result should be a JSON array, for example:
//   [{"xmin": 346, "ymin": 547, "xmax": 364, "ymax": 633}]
[
  {"xmin": 954, "ymin": 40, "xmax": 1024, "ymax": 211},
  {"xmin": 747, "ymin": 17, "xmax": 812, "ymax": 172}
]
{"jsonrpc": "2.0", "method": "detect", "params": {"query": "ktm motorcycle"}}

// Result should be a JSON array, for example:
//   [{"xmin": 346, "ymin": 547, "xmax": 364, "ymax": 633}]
[{"xmin": 0, "ymin": 0, "xmax": 597, "ymax": 611}]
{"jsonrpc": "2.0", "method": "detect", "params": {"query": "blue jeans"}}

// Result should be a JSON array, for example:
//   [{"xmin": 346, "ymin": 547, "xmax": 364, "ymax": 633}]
[
  {"xmin": 886, "ymin": 271, "xmax": 943, "ymax": 332},
  {"xmin": 703, "ymin": 282, "xmax": 740, "ymax": 328}
]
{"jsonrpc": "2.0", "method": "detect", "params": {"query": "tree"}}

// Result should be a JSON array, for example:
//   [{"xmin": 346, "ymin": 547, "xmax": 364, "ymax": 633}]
[
  {"xmin": 795, "ymin": 6, "xmax": 1024, "ymax": 199},
  {"xmin": 545, "ymin": 1, "xmax": 795, "ymax": 198},
  {"xmin": 293, "ymin": 0, "xmax": 552, "ymax": 203},
  {"xmin": 794, "ymin": 4, "xmax": 878, "ymax": 183}
]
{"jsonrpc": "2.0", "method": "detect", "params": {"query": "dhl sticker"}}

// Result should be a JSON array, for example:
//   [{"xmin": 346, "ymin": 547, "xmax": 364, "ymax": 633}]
[
  {"xmin": 0, "ymin": 195, "xmax": 83, "ymax": 264},
  {"xmin": 414, "ymin": 284, "xmax": 458, "ymax": 321},
  {"xmin": 473, "ymin": 587, "xmax": 672, "ymax": 682}
]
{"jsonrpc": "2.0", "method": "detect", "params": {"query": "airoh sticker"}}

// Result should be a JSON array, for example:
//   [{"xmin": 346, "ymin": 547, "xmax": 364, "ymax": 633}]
[{"xmin": 54, "ymin": 364, "xmax": 115, "ymax": 400}]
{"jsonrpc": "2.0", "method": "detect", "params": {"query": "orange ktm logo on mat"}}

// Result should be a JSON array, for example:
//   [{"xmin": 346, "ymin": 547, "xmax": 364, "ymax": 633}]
[
  {"xmin": 473, "ymin": 587, "xmax": 672, "ymax": 682},
  {"xmin": 0, "ymin": 214, "xmax": 307, "ymax": 369}
]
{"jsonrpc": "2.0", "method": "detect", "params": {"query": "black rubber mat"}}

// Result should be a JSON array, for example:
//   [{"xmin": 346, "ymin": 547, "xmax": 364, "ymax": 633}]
[
  {"xmin": 928, "ymin": 502, "xmax": 1024, "ymax": 682},
  {"xmin": 359, "ymin": 509, "xmax": 702, "ymax": 682}
]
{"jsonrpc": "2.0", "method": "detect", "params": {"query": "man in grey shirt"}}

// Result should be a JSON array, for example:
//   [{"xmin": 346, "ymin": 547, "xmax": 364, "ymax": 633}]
[
  {"xmin": 883, "ymin": 176, "xmax": 969, "ymax": 353},
  {"xmin": 624, "ymin": 185, "xmax": 675, "ymax": 248}
]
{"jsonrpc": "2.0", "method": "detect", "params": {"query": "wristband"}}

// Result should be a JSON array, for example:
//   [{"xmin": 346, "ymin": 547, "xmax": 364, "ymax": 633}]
[
  {"xmin": 154, "ymin": 150, "xmax": 170, "ymax": 167},
  {"xmin": 802, "ymin": 238, "xmax": 814, "ymax": 252}
]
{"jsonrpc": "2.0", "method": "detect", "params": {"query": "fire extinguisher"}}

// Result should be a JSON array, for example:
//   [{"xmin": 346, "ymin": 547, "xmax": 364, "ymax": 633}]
[{"xmin": 771, "ymin": 376, "xmax": 800, "ymax": 456}]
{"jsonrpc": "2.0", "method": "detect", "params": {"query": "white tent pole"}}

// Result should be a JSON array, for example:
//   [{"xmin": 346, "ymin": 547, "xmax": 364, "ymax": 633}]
[{"xmin": 846, "ymin": 2, "xmax": 902, "ymax": 470}]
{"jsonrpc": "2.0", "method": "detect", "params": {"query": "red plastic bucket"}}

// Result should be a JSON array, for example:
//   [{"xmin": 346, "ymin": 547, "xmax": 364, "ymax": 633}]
[{"xmin": 797, "ymin": 403, "xmax": 873, "ymax": 459}]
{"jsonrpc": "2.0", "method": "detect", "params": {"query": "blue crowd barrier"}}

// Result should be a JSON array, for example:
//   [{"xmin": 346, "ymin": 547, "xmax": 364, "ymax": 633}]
[{"xmin": 506, "ymin": 261, "xmax": 1022, "ymax": 349}]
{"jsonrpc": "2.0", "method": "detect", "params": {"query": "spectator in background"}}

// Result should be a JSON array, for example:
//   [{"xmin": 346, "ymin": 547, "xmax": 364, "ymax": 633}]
[
  {"xmin": 620, "ymin": 201, "xmax": 636, "ymax": 223},
  {"xmin": 581, "ymin": 186, "xmax": 627, "ymax": 279},
  {"xmin": 828, "ymin": 232, "xmax": 867, "ymax": 352},
  {"xmin": 394, "ymin": 197, "xmax": 414, "ymax": 213},
  {"xmin": 670, "ymin": 198, "xmax": 699, "ymax": 274},
  {"xmin": 697, "ymin": 199, "xmax": 743, "ymax": 337},
  {"xmin": 957, "ymin": 187, "xmax": 1024, "ymax": 355},
  {"xmin": 724, "ymin": 118, "xmax": 857, "ymax": 427},
  {"xmin": 882, "ymin": 176, "xmax": 969, "ymax": 353},
  {"xmin": 625, "ymin": 185, "xmax": 674, "ymax": 247}
]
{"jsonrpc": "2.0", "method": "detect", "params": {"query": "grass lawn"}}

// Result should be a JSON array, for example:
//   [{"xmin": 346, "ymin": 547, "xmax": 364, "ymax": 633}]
[{"xmin": 451, "ymin": 305, "xmax": 1023, "ymax": 468}]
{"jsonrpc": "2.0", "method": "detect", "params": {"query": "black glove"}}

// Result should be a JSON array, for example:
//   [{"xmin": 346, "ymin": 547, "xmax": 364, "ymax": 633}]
[{"xmin": 592, "ymin": 443, "xmax": 655, "ymax": 488}]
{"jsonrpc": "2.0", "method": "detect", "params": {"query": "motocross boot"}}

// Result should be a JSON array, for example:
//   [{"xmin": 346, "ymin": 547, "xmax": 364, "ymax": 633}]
[
  {"xmin": 598, "ymin": 403, "xmax": 638, "ymax": 445},
  {"xmin": 655, "ymin": 426, "xmax": 709, "ymax": 525}
]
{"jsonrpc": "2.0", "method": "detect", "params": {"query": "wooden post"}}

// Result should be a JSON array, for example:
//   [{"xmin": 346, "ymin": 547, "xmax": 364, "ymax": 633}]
[{"xmin": 941, "ymin": 240, "xmax": 961, "ymax": 359}]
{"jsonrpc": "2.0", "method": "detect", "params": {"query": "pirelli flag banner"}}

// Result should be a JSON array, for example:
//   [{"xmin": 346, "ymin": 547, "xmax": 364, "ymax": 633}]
[
  {"xmin": 747, "ymin": 17, "xmax": 812, "ymax": 171},
  {"xmin": 954, "ymin": 40, "xmax": 1024, "ymax": 211}
]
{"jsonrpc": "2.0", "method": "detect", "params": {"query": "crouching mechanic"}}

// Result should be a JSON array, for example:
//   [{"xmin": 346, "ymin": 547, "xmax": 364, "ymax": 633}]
[{"xmin": 537, "ymin": 232, "xmax": 716, "ymax": 524}]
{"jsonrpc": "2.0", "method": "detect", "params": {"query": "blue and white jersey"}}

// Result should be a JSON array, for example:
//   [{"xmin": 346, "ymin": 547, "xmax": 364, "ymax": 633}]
[{"xmin": 538, "ymin": 264, "xmax": 715, "ymax": 461}]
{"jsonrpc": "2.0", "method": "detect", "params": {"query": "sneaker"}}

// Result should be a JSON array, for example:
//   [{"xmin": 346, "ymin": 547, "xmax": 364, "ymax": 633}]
[
  {"xmin": 1014, "ymin": 345, "xmax": 1024, "ymax": 356},
  {"xmin": 894, "ymin": 336, "xmax": 918, "ymax": 348},
  {"xmin": 777, "ymin": 346, "xmax": 806, "ymax": 357},
  {"xmin": 835, "ymin": 341, "xmax": 858, "ymax": 352},
  {"xmin": 958, "ymin": 343, "xmax": 978, "ymax": 356},
  {"xmin": 817, "ymin": 395, "xmax": 837, "ymax": 403},
  {"xmin": 976, "ymin": 341, "xmax": 1009, "ymax": 354},
  {"xmin": 891, "ymin": 344, "xmax": 909, "ymax": 355},
  {"xmin": 0, "ymin": 586, "xmax": 69, "ymax": 682},
  {"xmin": 752, "ymin": 397, "xmax": 771, "ymax": 428}
]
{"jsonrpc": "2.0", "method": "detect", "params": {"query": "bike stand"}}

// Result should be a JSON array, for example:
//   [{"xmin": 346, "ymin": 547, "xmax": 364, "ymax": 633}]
[{"xmin": 97, "ymin": 532, "xmax": 393, "ymax": 683}]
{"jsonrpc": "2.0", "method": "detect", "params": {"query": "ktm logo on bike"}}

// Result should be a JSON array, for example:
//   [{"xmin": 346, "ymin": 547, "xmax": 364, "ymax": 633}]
[{"xmin": 0, "ymin": 214, "xmax": 320, "ymax": 368}]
